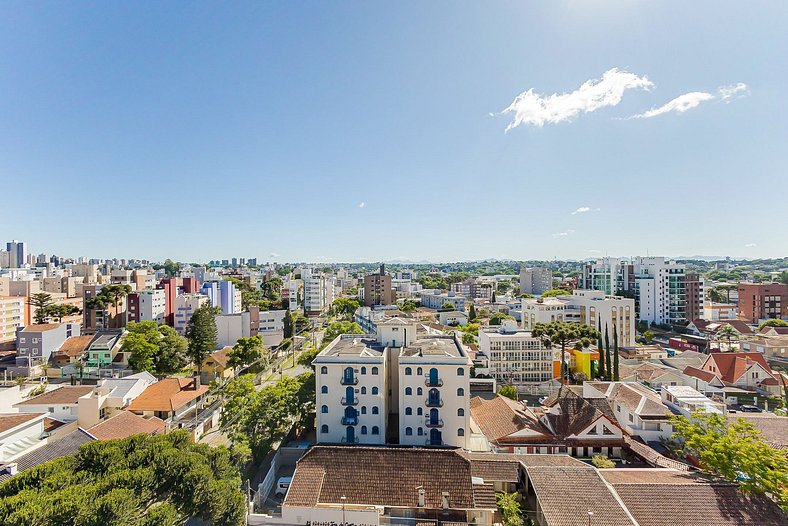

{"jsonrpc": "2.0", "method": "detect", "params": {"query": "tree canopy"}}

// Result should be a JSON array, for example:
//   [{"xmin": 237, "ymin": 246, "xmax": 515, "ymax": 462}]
[
  {"xmin": 489, "ymin": 312, "xmax": 515, "ymax": 326},
  {"xmin": 759, "ymin": 319, "xmax": 788, "ymax": 330},
  {"xmin": 123, "ymin": 321, "xmax": 189, "ymax": 375},
  {"xmin": 669, "ymin": 412, "xmax": 788, "ymax": 510},
  {"xmin": 186, "ymin": 304, "xmax": 219, "ymax": 374},
  {"xmin": 321, "ymin": 321, "xmax": 364, "ymax": 348},
  {"xmin": 532, "ymin": 321, "xmax": 599, "ymax": 383},
  {"xmin": 0, "ymin": 431, "xmax": 247, "ymax": 526},
  {"xmin": 540, "ymin": 288, "xmax": 571, "ymax": 298},
  {"xmin": 498, "ymin": 385, "xmax": 518, "ymax": 400},
  {"xmin": 329, "ymin": 297, "xmax": 360, "ymax": 320},
  {"xmin": 228, "ymin": 335, "xmax": 266, "ymax": 370}
]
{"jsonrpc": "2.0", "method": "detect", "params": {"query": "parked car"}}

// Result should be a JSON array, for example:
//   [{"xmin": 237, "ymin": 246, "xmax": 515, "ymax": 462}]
[
  {"xmin": 275, "ymin": 476, "xmax": 292, "ymax": 498},
  {"xmin": 738, "ymin": 405, "xmax": 762, "ymax": 413}
]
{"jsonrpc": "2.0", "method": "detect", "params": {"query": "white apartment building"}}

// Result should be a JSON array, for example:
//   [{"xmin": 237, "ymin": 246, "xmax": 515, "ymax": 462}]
[
  {"xmin": 703, "ymin": 302, "xmax": 738, "ymax": 321},
  {"xmin": 420, "ymin": 290, "xmax": 466, "ymax": 312},
  {"xmin": 0, "ymin": 296, "xmax": 25, "ymax": 345},
  {"xmin": 128, "ymin": 289, "xmax": 166, "ymax": 325},
  {"xmin": 257, "ymin": 309, "xmax": 286, "ymax": 347},
  {"xmin": 302, "ymin": 268, "xmax": 327, "ymax": 315},
  {"xmin": 314, "ymin": 317, "xmax": 471, "ymax": 448},
  {"xmin": 581, "ymin": 257, "xmax": 687, "ymax": 325},
  {"xmin": 520, "ymin": 267, "xmax": 552, "ymax": 295},
  {"xmin": 173, "ymin": 293, "xmax": 209, "ymax": 334},
  {"xmin": 521, "ymin": 298, "xmax": 566, "ymax": 329},
  {"xmin": 478, "ymin": 321, "xmax": 558, "ymax": 394}
]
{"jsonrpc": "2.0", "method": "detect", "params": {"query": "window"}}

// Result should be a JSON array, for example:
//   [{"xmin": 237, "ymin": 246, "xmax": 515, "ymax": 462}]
[
  {"xmin": 405, "ymin": 367, "xmax": 412, "ymax": 375},
  {"xmin": 417, "ymin": 427, "xmax": 424, "ymax": 436},
  {"xmin": 457, "ymin": 388, "xmax": 464, "ymax": 396},
  {"xmin": 320, "ymin": 366, "xmax": 327, "ymax": 374},
  {"xmin": 321, "ymin": 386, "xmax": 328, "ymax": 394},
  {"xmin": 405, "ymin": 407, "xmax": 412, "ymax": 415},
  {"xmin": 417, "ymin": 387, "xmax": 423, "ymax": 395},
  {"xmin": 417, "ymin": 367, "xmax": 422, "ymax": 375},
  {"xmin": 628, "ymin": 414, "xmax": 634, "ymax": 423},
  {"xmin": 321, "ymin": 405, "xmax": 328, "ymax": 414},
  {"xmin": 361, "ymin": 406, "xmax": 367, "ymax": 414},
  {"xmin": 458, "ymin": 428, "xmax": 465, "ymax": 436},
  {"xmin": 457, "ymin": 408, "xmax": 464, "ymax": 416},
  {"xmin": 372, "ymin": 426, "xmax": 380, "ymax": 435},
  {"xmin": 417, "ymin": 407, "xmax": 423, "ymax": 416},
  {"xmin": 405, "ymin": 387, "xmax": 412, "ymax": 395},
  {"xmin": 361, "ymin": 386, "xmax": 367, "ymax": 394},
  {"xmin": 361, "ymin": 426, "xmax": 367, "ymax": 435},
  {"xmin": 361, "ymin": 367, "xmax": 366, "ymax": 375},
  {"xmin": 321, "ymin": 425, "xmax": 329, "ymax": 434},
  {"xmin": 405, "ymin": 427, "xmax": 413, "ymax": 436},
  {"xmin": 457, "ymin": 367, "xmax": 464, "ymax": 376},
  {"xmin": 372, "ymin": 367, "xmax": 379, "ymax": 375},
  {"xmin": 372, "ymin": 387, "xmax": 379, "ymax": 395},
  {"xmin": 372, "ymin": 406, "xmax": 379, "ymax": 415}
]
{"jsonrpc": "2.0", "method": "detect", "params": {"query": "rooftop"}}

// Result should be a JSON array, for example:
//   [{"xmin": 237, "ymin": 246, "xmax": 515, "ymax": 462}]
[
  {"xmin": 54, "ymin": 335, "xmax": 94, "ymax": 358},
  {"xmin": 0, "ymin": 429, "xmax": 94, "ymax": 483},
  {"xmin": 85, "ymin": 411, "xmax": 166, "ymax": 440},
  {"xmin": 126, "ymin": 377, "xmax": 208, "ymax": 413},
  {"xmin": 400, "ymin": 335, "xmax": 466, "ymax": 359},
  {"xmin": 0, "ymin": 413, "xmax": 44, "ymax": 434},
  {"xmin": 316, "ymin": 334, "xmax": 383, "ymax": 358},
  {"xmin": 16, "ymin": 386, "xmax": 94, "ymax": 406},
  {"xmin": 19, "ymin": 323, "xmax": 61, "ymax": 333}
]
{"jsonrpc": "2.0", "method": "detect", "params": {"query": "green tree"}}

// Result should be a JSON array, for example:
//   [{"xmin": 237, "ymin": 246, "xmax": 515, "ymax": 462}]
[
  {"xmin": 643, "ymin": 330, "xmax": 655, "ymax": 343},
  {"xmin": 321, "ymin": 321, "xmax": 364, "ymax": 348},
  {"xmin": 46, "ymin": 304, "xmax": 80, "ymax": 322},
  {"xmin": 496, "ymin": 491, "xmax": 524, "ymax": 526},
  {"xmin": 670, "ymin": 412, "xmax": 788, "ymax": 510},
  {"xmin": 0, "ymin": 431, "xmax": 246, "ymax": 526},
  {"xmin": 283, "ymin": 309, "xmax": 294, "ymax": 339},
  {"xmin": 468, "ymin": 304, "xmax": 477, "ymax": 321},
  {"xmin": 261, "ymin": 277, "xmax": 283, "ymax": 301},
  {"xmin": 596, "ymin": 320, "xmax": 605, "ymax": 380},
  {"xmin": 604, "ymin": 324, "xmax": 612, "ymax": 380},
  {"xmin": 162, "ymin": 259, "xmax": 179, "ymax": 276},
  {"xmin": 330, "ymin": 297, "xmax": 361, "ymax": 320},
  {"xmin": 613, "ymin": 324, "xmax": 620, "ymax": 381},
  {"xmin": 592, "ymin": 455, "xmax": 615, "ymax": 468},
  {"xmin": 716, "ymin": 324, "xmax": 739, "ymax": 351},
  {"xmin": 439, "ymin": 301, "xmax": 457, "ymax": 311},
  {"xmin": 228, "ymin": 335, "xmax": 264, "ymax": 370},
  {"xmin": 707, "ymin": 287, "xmax": 725, "ymax": 304},
  {"xmin": 123, "ymin": 329, "xmax": 159, "ymax": 373},
  {"xmin": 541, "ymin": 288, "xmax": 571, "ymax": 298},
  {"xmin": 29, "ymin": 292, "xmax": 55, "ymax": 324},
  {"xmin": 533, "ymin": 321, "xmax": 599, "ymax": 384},
  {"xmin": 123, "ymin": 322, "xmax": 188, "ymax": 375},
  {"xmin": 398, "ymin": 299, "xmax": 417, "ymax": 312},
  {"xmin": 491, "ymin": 290, "xmax": 497, "ymax": 303},
  {"xmin": 489, "ymin": 312, "xmax": 515, "ymax": 326},
  {"xmin": 759, "ymin": 319, "xmax": 788, "ymax": 330},
  {"xmin": 186, "ymin": 304, "xmax": 219, "ymax": 376},
  {"xmin": 461, "ymin": 332, "xmax": 475, "ymax": 345},
  {"xmin": 498, "ymin": 385, "xmax": 518, "ymax": 400}
]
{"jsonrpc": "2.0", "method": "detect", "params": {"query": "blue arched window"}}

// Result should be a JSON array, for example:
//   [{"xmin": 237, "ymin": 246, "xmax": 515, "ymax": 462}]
[
  {"xmin": 361, "ymin": 406, "xmax": 367, "ymax": 414},
  {"xmin": 320, "ymin": 366, "xmax": 327, "ymax": 374},
  {"xmin": 457, "ymin": 387, "xmax": 465, "ymax": 396},
  {"xmin": 417, "ymin": 407, "xmax": 423, "ymax": 416},
  {"xmin": 321, "ymin": 424, "xmax": 328, "ymax": 433},
  {"xmin": 405, "ymin": 427, "xmax": 413, "ymax": 436},
  {"xmin": 361, "ymin": 386, "xmax": 367, "ymax": 394},
  {"xmin": 417, "ymin": 387, "xmax": 423, "ymax": 395},
  {"xmin": 457, "ymin": 367, "xmax": 465, "ymax": 376},
  {"xmin": 417, "ymin": 427, "xmax": 424, "ymax": 436},
  {"xmin": 361, "ymin": 367, "xmax": 367, "ymax": 375},
  {"xmin": 372, "ymin": 387, "xmax": 379, "ymax": 395},
  {"xmin": 372, "ymin": 426, "xmax": 380, "ymax": 435},
  {"xmin": 321, "ymin": 386, "xmax": 328, "ymax": 394},
  {"xmin": 417, "ymin": 367, "xmax": 422, "ymax": 375},
  {"xmin": 405, "ymin": 407, "xmax": 412, "ymax": 415},
  {"xmin": 458, "ymin": 428, "xmax": 465, "ymax": 436},
  {"xmin": 405, "ymin": 387, "xmax": 412, "ymax": 395},
  {"xmin": 371, "ymin": 367, "xmax": 379, "ymax": 375},
  {"xmin": 405, "ymin": 367, "xmax": 412, "ymax": 375},
  {"xmin": 321, "ymin": 405, "xmax": 328, "ymax": 413},
  {"xmin": 372, "ymin": 406, "xmax": 379, "ymax": 415},
  {"xmin": 361, "ymin": 426, "xmax": 368, "ymax": 435},
  {"xmin": 458, "ymin": 408, "xmax": 464, "ymax": 416}
]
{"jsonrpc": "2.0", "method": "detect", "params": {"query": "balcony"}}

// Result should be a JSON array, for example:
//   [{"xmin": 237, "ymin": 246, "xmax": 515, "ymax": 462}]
[
  {"xmin": 425, "ymin": 418, "xmax": 444, "ymax": 428},
  {"xmin": 340, "ymin": 397, "xmax": 359, "ymax": 406},
  {"xmin": 425, "ymin": 439, "xmax": 443, "ymax": 446},
  {"xmin": 424, "ymin": 377, "xmax": 443, "ymax": 387},
  {"xmin": 341, "ymin": 437, "xmax": 360, "ymax": 443},
  {"xmin": 340, "ymin": 377, "xmax": 358, "ymax": 385},
  {"xmin": 341, "ymin": 416, "xmax": 358, "ymax": 426},
  {"xmin": 425, "ymin": 398, "xmax": 443, "ymax": 407}
]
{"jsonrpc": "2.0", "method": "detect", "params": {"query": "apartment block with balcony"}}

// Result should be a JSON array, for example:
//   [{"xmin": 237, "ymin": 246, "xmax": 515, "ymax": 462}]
[
  {"xmin": 519, "ymin": 267, "xmax": 553, "ymax": 295},
  {"xmin": 0, "ymin": 296, "xmax": 25, "ymax": 346},
  {"xmin": 363, "ymin": 264, "xmax": 394, "ymax": 306},
  {"xmin": 737, "ymin": 282, "xmax": 787, "ymax": 323},
  {"xmin": 173, "ymin": 293, "xmax": 209, "ymax": 334},
  {"xmin": 126, "ymin": 289, "xmax": 166, "ymax": 325},
  {"xmin": 314, "ymin": 317, "xmax": 471, "ymax": 448}
]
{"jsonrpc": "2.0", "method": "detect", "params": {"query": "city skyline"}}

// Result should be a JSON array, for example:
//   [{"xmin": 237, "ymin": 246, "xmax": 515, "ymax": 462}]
[{"xmin": 2, "ymin": 2, "xmax": 787, "ymax": 262}]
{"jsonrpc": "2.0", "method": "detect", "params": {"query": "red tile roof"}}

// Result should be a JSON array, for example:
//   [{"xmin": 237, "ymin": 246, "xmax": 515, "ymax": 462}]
[
  {"xmin": 16, "ymin": 386, "xmax": 94, "ymax": 406},
  {"xmin": 126, "ymin": 377, "xmax": 208, "ymax": 413},
  {"xmin": 705, "ymin": 352, "xmax": 773, "ymax": 384},
  {"xmin": 0, "ymin": 412, "xmax": 43, "ymax": 433},
  {"xmin": 86, "ymin": 411, "xmax": 166, "ymax": 440}
]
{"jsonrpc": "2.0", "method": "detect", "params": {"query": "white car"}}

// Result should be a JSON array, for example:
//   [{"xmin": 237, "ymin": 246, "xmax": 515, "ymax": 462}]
[{"xmin": 275, "ymin": 476, "xmax": 292, "ymax": 498}]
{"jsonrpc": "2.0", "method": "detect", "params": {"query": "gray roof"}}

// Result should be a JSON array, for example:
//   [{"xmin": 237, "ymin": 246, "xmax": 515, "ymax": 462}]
[
  {"xmin": 0, "ymin": 429, "xmax": 94, "ymax": 483},
  {"xmin": 400, "ymin": 335, "xmax": 466, "ymax": 358}
]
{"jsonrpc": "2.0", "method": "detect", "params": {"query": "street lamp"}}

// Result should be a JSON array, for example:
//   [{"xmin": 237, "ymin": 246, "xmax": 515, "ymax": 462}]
[{"xmin": 341, "ymin": 495, "xmax": 347, "ymax": 526}]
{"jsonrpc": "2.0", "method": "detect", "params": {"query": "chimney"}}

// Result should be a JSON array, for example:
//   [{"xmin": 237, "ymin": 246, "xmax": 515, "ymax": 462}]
[
  {"xmin": 4, "ymin": 463, "xmax": 17, "ymax": 476},
  {"xmin": 192, "ymin": 375, "xmax": 201, "ymax": 390},
  {"xmin": 441, "ymin": 491, "xmax": 450, "ymax": 509},
  {"xmin": 417, "ymin": 486, "xmax": 425, "ymax": 507}
]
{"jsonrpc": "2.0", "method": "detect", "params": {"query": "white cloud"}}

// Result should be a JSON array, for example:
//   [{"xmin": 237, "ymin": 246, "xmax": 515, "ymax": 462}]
[
  {"xmin": 553, "ymin": 229, "xmax": 576, "ymax": 238},
  {"xmin": 588, "ymin": 249, "xmax": 602, "ymax": 253},
  {"xmin": 571, "ymin": 206, "xmax": 600, "ymax": 215},
  {"xmin": 719, "ymin": 82, "xmax": 749, "ymax": 101},
  {"xmin": 358, "ymin": 202, "xmax": 365, "ymax": 208},
  {"xmin": 629, "ymin": 91, "xmax": 715, "ymax": 119},
  {"xmin": 629, "ymin": 82, "xmax": 748, "ymax": 119},
  {"xmin": 744, "ymin": 243, "xmax": 757, "ymax": 248},
  {"xmin": 269, "ymin": 252, "xmax": 280, "ymax": 258},
  {"xmin": 497, "ymin": 68, "xmax": 653, "ymax": 129}
]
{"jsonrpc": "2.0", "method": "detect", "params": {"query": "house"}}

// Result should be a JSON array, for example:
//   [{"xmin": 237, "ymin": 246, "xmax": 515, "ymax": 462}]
[
  {"xmin": 279, "ymin": 446, "xmax": 499, "ymax": 525},
  {"xmin": 0, "ymin": 412, "xmax": 48, "ymax": 462},
  {"xmin": 661, "ymin": 385, "xmax": 725, "ymax": 418},
  {"xmin": 683, "ymin": 351, "xmax": 781, "ymax": 396},
  {"xmin": 0, "ymin": 429, "xmax": 94, "ymax": 483},
  {"xmin": 14, "ymin": 385, "xmax": 94, "ymax": 422},
  {"xmin": 583, "ymin": 382, "xmax": 674, "ymax": 443},
  {"xmin": 126, "ymin": 377, "xmax": 208, "ymax": 420},
  {"xmin": 625, "ymin": 362, "xmax": 685, "ymax": 390},
  {"xmin": 76, "ymin": 371, "xmax": 158, "ymax": 428},
  {"xmin": 84, "ymin": 411, "xmax": 165, "ymax": 441},
  {"xmin": 438, "ymin": 310, "xmax": 468, "ymax": 326},
  {"xmin": 13, "ymin": 322, "xmax": 81, "ymax": 375},
  {"xmin": 201, "ymin": 347, "xmax": 235, "ymax": 384},
  {"xmin": 84, "ymin": 329, "xmax": 124, "ymax": 368},
  {"xmin": 51, "ymin": 334, "xmax": 93, "ymax": 367},
  {"xmin": 618, "ymin": 344, "xmax": 668, "ymax": 361},
  {"xmin": 470, "ymin": 395, "xmax": 555, "ymax": 452},
  {"xmin": 726, "ymin": 413, "xmax": 787, "ymax": 451}
]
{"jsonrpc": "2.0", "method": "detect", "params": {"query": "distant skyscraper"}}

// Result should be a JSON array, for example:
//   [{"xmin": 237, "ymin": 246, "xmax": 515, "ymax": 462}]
[{"xmin": 5, "ymin": 240, "xmax": 27, "ymax": 268}]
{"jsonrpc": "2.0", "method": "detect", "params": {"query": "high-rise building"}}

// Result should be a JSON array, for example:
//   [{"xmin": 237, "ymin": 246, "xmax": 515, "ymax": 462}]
[
  {"xmin": 519, "ymin": 267, "xmax": 553, "ymax": 295},
  {"xmin": 737, "ymin": 283, "xmax": 787, "ymax": 323},
  {"xmin": 684, "ymin": 273, "xmax": 705, "ymax": 321},
  {"xmin": 302, "ymin": 268, "xmax": 327, "ymax": 315},
  {"xmin": 363, "ymin": 264, "xmax": 393, "ymax": 306},
  {"xmin": 127, "ymin": 289, "xmax": 167, "ymax": 324},
  {"xmin": 5, "ymin": 240, "xmax": 27, "ymax": 268}
]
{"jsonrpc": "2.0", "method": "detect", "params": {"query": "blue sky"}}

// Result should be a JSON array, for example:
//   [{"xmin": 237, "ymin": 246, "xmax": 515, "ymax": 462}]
[{"xmin": 1, "ymin": 1, "xmax": 786, "ymax": 263}]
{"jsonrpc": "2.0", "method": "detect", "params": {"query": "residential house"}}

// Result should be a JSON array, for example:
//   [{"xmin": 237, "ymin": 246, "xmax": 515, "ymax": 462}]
[
  {"xmin": 0, "ymin": 412, "xmax": 48, "ymax": 462},
  {"xmin": 13, "ymin": 322, "xmax": 81, "ymax": 375},
  {"xmin": 126, "ymin": 377, "xmax": 208, "ymax": 421},
  {"xmin": 582, "ymin": 382, "xmax": 674, "ymax": 443},
  {"xmin": 661, "ymin": 385, "xmax": 725, "ymax": 418},
  {"xmin": 438, "ymin": 310, "xmax": 468, "ymax": 326},
  {"xmin": 76, "ymin": 371, "xmax": 158, "ymax": 428},
  {"xmin": 683, "ymin": 351, "xmax": 781, "ymax": 397},
  {"xmin": 201, "ymin": 347, "xmax": 235, "ymax": 384},
  {"xmin": 84, "ymin": 329, "xmax": 124, "ymax": 368},
  {"xmin": 0, "ymin": 429, "xmax": 95, "ymax": 484},
  {"xmin": 84, "ymin": 411, "xmax": 166, "ymax": 441},
  {"xmin": 14, "ymin": 386, "xmax": 94, "ymax": 422}
]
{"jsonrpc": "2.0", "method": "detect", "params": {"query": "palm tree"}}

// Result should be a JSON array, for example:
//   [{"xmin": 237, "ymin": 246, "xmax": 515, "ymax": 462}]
[{"xmin": 716, "ymin": 324, "xmax": 739, "ymax": 351}]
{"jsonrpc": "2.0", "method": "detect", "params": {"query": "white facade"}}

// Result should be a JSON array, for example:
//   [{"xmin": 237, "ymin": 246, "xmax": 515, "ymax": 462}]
[
  {"xmin": 314, "ymin": 318, "xmax": 471, "ymax": 448},
  {"xmin": 521, "ymin": 298, "xmax": 567, "ymax": 329},
  {"xmin": 703, "ymin": 302, "xmax": 738, "ymax": 321},
  {"xmin": 257, "ymin": 309, "xmax": 286, "ymax": 347},
  {"xmin": 302, "ymin": 268, "xmax": 327, "ymax": 315},
  {"xmin": 173, "ymin": 293, "xmax": 209, "ymax": 335},
  {"xmin": 420, "ymin": 290, "xmax": 465, "ymax": 312},
  {"xmin": 561, "ymin": 290, "xmax": 636, "ymax": 347},
  {"xmin": 129, "ymin": 289, "xmax": 166, "ymax": 324},
  {"xmin": 478, "ymin": 321, "xmax": 557, "ymax": 392},
  {"xmin": 216, "ymin": 312, "xmax": 252, "ymax": 349}
]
